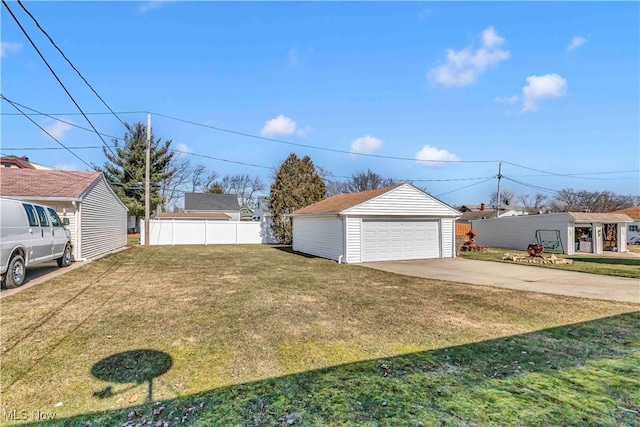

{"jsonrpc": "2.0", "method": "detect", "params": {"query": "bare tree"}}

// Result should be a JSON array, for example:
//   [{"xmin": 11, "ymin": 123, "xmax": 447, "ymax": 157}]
[
  {"xmin": 518, "ymin": 193, "xmax": 548, "ymax": 214},
  {"xmin": 160, "ymin": 157, "xmax": 192, "ymax": 212},
  {"xmin": 346, "ymin": 169, "xmax": 395, "ymax": 193},
  {"xmin": 190, "ymin": 164, "xmax": 218, "ymax": 193},
  {"xmin": 548, "ymin": 189, "xmax": 638, "ymax": 213},
  {"xmin": 489, "ymin": 187, "xmax": 517, "ymax": 209},
  {"xmin": 316, "ymin": 165, "xmax": 348, "ymax": 197},
  {"xmin": 214, "ymin": 174, "xmax": 265, "ymax": 208}
]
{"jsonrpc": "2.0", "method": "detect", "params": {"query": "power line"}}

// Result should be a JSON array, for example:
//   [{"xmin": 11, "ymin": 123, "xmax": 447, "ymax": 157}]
[
  {"xmin": 151, "ymin": 111, "xmax": 498, "ymax": 164},
  {"xmin": 2, "ymin": 103, "xmax": 637, "ymax": 180},
  {"xmin": 0, "ymin": 95, "xmax": 95, "ymax": 170},
  {"xmin": 502, "ymin": 176, "xmax": 559, "ymax": 195},
  {"xmin": 435, "ymin": 177, "xmax": 495, "ymax": 197},
  {"xmin": 0, "ymin": 96, "xmax": 124, "ymax": 142},
  {"xmin": 1, "ymin": 111, "xmax": 146, "ymax": 116},
  {"xmin": 1, "ymin": 0, "xmax": 117, "ymax": 157},
  {"xmin": 16, "ymin": 0, "xmax": 128, "ymax": 129}
]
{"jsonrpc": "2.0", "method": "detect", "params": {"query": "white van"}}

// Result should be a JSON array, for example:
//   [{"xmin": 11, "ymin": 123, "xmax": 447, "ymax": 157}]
[{"xmin": 1, "ymin": 197, "xmax": 73, "ymax": 288}]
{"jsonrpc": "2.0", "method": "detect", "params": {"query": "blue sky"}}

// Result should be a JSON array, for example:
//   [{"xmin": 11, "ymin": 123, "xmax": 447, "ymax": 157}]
[{"xmin": 1, "ymin": 1, "xmax": 638, "ymax": 207}]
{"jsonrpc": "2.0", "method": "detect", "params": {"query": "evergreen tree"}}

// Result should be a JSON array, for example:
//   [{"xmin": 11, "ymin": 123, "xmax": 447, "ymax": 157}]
[
  {"xmin": 269, "ymin": 153, "xmax": 326, "ymax": 244},
  {"xmin": 98, "ymin": 122, "xmax": 175, "ymax": 219}
]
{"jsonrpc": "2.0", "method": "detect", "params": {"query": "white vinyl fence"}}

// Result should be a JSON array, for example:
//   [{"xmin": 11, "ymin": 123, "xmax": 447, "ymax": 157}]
[{"xmin": 140, "ymin": 219, "xmax": 276, "ymax": 245}]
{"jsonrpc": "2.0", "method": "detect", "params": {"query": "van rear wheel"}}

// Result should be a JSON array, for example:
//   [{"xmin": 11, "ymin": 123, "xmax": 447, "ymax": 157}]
[
  {"xmin": 4, "ymin": 255, "xmax": 26, "ymax": 288},
  {"xmin": 57, "ymin": 244, "xmax": 72, "ymax": 267}
]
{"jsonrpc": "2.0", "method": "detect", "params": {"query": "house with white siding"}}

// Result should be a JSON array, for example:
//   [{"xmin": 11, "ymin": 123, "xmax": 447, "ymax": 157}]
[
  {"xmin": 0, "ymin": 168, "xmax": 127, "ymax": 260},
  {"xmin": 291, "ymin": 183, "xmax": 461, "ymax": 263},
  {"xmin": 610, "ymin": 207, "xmax": 640, "ymax": 245},
  {"xmin": 471, "ymin": 212, "xmax": 633, "ymax": 255}
]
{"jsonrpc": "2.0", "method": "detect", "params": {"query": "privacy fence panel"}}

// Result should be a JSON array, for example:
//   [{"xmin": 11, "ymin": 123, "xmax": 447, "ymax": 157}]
[{"xmin": 141, "ymin": 220, "xmax": 269, "ymax": 245}]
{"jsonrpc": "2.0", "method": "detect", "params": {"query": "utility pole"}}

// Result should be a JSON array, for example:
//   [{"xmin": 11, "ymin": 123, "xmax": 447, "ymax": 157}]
[
  {"xmin": 496, "ymin": 161, "xmax": 502, "ymax": 218},
  {"xmin": 144, "ymin": 113, "xmax": 151, "ymax": 246}
]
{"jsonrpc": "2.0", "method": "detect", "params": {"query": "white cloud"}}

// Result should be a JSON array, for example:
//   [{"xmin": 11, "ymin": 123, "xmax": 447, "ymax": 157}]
[
  {"xmin": 567, "ymin": 36, "xmax": 587, "ymax": 51},
  {"xmin": 260, "ymin": 115, "xmax": 298, "ymax": 137},
  {"xmin": 427, "ymin": 26, "xmax": 510, "ymax": 87},
  {"xmin": 350, "ymin": 135, "xmax": 383, "ymax": 155},
  {"xmin": 415, "ymin": 145, "xmax": 460, "ymax": 167},
  {"xmin": 288, "ymin": 47, "xmax": 314, "ymax": 67},
  {"xmin": 1, "ymin": 41, "xmax": 22, "ymax": 58},
  {"xmin": 494, "ymin": 95, "xmax": 519, "ymax": 104},
  {"xmin": 176, "ymin": 142, "xmax": 193, "ymax": 155},
  {"xmin": 54, "ymin": 163, "xmax": 83, "ymax": 171},
  {"xmin": 522, "ymin": 73, "xmax": 567, "ymax": 112},
  {"xmin": 137, "ymin": 1, "xmax": 168, "ymax": 14},
  {"xmin": 418, "ymin": 7, "xmax": 433, "ymax": 22},
  {"xmin": 44, "ymin": 120, "xmax": 73, "ymax": 140}
]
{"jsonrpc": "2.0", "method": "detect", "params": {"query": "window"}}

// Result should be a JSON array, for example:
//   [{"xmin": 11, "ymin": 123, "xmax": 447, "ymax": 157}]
[
  {"xmin": 34, "ymin": 205, "xmax": 49, "ymax": 227},
  {"xmin": 630, "ymin": 225, "xmax": 639, "ymax": 232},
  {"xmin": 22, "ymin": 204, "xmax": 39, "ymax": 227},
  {"xmin": 48, "ymin": 208, "xmax": 63, "ymax": 227}
]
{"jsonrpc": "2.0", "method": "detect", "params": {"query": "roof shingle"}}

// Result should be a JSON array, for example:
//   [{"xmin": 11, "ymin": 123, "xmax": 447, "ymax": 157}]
[
  {"xmin": 0, "ymin": 168, "xmax": 101, "ymax": 199},
  {"xmin": 292, "ymin": 184, "xmax": 403, "ymax": 215},
  {"xmin": 184, "ymin": 193, "xmax": 241, "ymax": 211},
  {"xmin": 610, "ymin": 206, "xmax": 640, "ymax": 220}
]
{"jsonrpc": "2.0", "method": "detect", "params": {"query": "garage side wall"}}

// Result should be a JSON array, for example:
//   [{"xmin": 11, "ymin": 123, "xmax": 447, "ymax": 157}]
[
  {"xmin": 346, "ymin": 185, "xmax": 458, "ymax": 216},
  {"xmin": 80, "ymin": 178, "xmax": 127, "ymax": 260},
  {"xmin": 293, "ymin": 216, "xmax": 344, "ymax": 262},
  {"xmin": 472, "ymin": 214, "xmax": 571, "ymax": 254},
  {"xmin": 441, "ymin": 218, "xmax": 455, "ymax": 258}
]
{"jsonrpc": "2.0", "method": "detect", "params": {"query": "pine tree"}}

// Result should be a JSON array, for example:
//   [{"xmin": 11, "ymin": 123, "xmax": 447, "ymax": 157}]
[
  {"xmin": 269, "ymin": 153, "xmax": 326, "ymax": 244},
  {"xmin": 98, "ymin": 122, "xmax": 175, "ymax": 219}
]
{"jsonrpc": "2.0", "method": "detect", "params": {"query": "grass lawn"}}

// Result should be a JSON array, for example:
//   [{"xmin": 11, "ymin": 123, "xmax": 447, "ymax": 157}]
[
  {"xmin": 459, "ymin": 247, "xmax": 640, "ymax": 278},
  {"xmin": 1, "ymin": 245, "xmax": 638, "ymax": 426}
]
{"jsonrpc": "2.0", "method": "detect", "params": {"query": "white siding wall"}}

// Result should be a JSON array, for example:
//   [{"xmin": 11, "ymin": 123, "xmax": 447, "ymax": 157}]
[
  {"xmin": 345, "ymin": 217, "xmax": 362, "ymax": 263},
  {"xmin": 346, "ymin": 185, "xmax": 459, "ymax": 217},
  {"xmin": 80, "ymin": 178, "xmax": 127, "ymax": 260},
  {"xmin": 142, "ymin": 220, "xmax": 267, "ymax": 245},
  {"xmin": 292, "ymin": 216, "xmax": 344, "ymax": 262},
  {"xmin": 472, "ymin": 213, "xmax": 572, "ymax": 254},
  {"xmin": 441, "ymin": 218, "xmax": 455, "ymax": 258}
]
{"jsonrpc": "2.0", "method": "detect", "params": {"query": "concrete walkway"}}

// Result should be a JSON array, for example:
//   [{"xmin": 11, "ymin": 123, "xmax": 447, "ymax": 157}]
[{"xmin": 361, "ymin": 258, "xmax": 640, "ymax": 304}]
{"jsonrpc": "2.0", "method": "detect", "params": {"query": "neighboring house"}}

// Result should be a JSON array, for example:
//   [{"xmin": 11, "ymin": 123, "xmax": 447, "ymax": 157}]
[
  {"xmin": 457, "ymin": 203, "xmax": 526, "ymax": 221},
  {"xmin": 0, "ymin": 168, "xmax": 128, "ymax": 260},
  {"xmin": 611, "ymin": 206, "xmax": 640, "ymax": 245},
  {"xmin": 184, "ymin": 193, "xmax": 240, "ymax": 220},
  {"xmin": 291, "ymin": 183, "xmax": 461, "ymax": 263},
  {"xmin": 240, "ymin": 207, "xmax": 254, "ymax": 221},
  {"xmin": 253, "ymin": 196, "xmax": 276, "ymax": 243},
  {"xmin": 1, "ymin": 155, "xmax": 54, "ymax": 170},
  {"xmin": 471, "ymin": 212, "xmax": 633, "ymax": 255},
  {"xmin": 155, "ymin": 212, "xmax": 231, "ymax": 220}
]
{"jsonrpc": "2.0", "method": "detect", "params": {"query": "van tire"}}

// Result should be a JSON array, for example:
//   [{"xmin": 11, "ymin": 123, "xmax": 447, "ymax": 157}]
[
  {"xmin": 4, "ymin": 255, "xmax": 26, "ymax": 288},
  {"xmin": 57, "ymin": 244, "xmax": 72, "ymax": 267}
]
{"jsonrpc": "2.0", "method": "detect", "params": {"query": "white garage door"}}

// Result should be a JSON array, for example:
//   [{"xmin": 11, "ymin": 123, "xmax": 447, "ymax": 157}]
[{"xmin": 361, "ymin": 220, "xmax": 440, "ymax": 262}]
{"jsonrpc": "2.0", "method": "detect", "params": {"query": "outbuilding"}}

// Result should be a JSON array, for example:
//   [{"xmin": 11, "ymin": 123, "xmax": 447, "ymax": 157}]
[
  {"xmin": 0, "ymin": 168, "xmax": 128, "ymax": 260},
  {"xmin": 291, "ymin": 183, "xmax": 461, "ymax": 263},
  {"xmin": 471, "ymin": 212, "xmax": 633, "ymax": 255}
]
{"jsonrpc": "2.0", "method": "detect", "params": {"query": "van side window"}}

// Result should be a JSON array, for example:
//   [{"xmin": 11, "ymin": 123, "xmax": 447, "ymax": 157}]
[
  {"xmin": 48, "ymin": 208, "xmax": 63, "ymax": 227},
  {"xmin": 23, "ymin": 204, "xmax": 39, "ymax": 227},
  {"xmin": 34, "ymin": 205, "xmax": 50, "ymax": 227}
]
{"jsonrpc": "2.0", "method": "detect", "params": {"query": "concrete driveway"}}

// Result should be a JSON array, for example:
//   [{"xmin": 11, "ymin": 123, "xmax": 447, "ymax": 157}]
[{"xmin": 361, "ymin": 258, "xmax": 640, "ymax": 304}]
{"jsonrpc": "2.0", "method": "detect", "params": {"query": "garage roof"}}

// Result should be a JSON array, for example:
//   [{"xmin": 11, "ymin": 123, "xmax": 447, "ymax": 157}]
[
  {"xmin": 568, "ymin": 212, "xmax": 633, "ymax": 222},
  {"xmin": 610, "ymin": 206, "xmax": 640, "ymax": 220},
  {"xmin": 293, "ymin": 184, "xmax": 403, "ymax": 215},
  {"xmin": 0, "ymin": 168, "xmax": 102, "ymax": 199}
]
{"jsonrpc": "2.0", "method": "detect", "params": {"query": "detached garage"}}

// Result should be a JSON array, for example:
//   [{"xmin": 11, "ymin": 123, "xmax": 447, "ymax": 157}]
[
  {"xmin": 0, "ymin": 168, "xmax": 127, "ymax": 261},
  {"xmin": 291, "ymin": 183, "xmax": 461, "ymax": 263}
]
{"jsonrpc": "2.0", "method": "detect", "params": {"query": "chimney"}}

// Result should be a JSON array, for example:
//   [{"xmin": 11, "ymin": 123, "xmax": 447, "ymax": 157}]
[{"xmin": 480, "ymin": 202, "xmax": 485, "ymax": 211}]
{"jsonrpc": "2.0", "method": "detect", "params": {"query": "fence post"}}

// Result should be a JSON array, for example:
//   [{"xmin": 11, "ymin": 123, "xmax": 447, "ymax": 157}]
[
  {"xmin": 205, "ymin": 220, "xmax": 208, "ymax": 246},
  {"xmin": 235, "ymin": 221, "xmax": 239, "ymax": 244}
]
